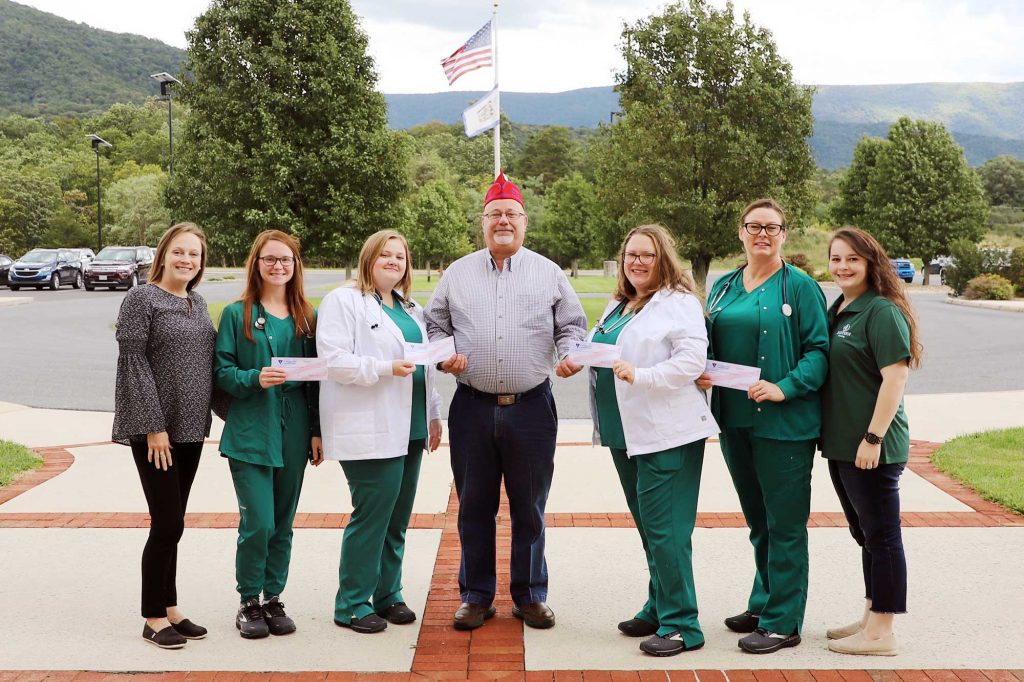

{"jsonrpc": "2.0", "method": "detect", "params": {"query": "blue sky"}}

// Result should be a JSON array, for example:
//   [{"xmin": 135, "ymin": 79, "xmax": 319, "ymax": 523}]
[{"xmin": 13, "ymin": 0, "xmax": 1024, "ymax": 92}]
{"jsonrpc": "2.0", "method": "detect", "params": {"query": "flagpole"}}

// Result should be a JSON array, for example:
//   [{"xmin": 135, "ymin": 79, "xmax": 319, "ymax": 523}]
[{"xmin": 492, "ymin": 1, "xmax": 500, "ymax": 177}]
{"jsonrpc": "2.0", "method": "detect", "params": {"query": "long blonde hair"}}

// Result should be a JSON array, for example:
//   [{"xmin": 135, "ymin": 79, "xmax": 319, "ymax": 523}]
[
  {"xmin": 356, "ymin": 229, "xmax": 413, "ymax": 300},
  {"xmin": 150, "ymin": 222, "xmax": 207, "ymax": 291},
  {"xmin": 239, "ymin": 230, "xmax": 315, "ymax": 343},
  {"xmin": 613, "ymin": 224, "xmax": 700, "ymax": 312}
]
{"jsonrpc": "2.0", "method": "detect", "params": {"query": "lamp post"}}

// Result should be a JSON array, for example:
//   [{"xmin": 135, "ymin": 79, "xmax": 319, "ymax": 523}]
[
  {"xmin": 150, "ymin": 72, "xmax": 182, "ymax": 176},
  {"xmin": 85, "ymin": 135, "xmax": 112, "ymax": 252}
]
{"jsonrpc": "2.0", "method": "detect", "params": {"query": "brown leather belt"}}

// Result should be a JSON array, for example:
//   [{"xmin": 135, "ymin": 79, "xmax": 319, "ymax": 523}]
[{"xmin": 458, "ymin": 380, "xmax": 549, "ymax": 406}]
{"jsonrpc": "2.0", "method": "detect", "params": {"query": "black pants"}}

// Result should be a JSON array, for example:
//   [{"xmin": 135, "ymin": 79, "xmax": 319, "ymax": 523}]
[
  {"xmin": 828, "ymin": 459, "xmax": 908, "ymax": 613},
  {"xmin": 131, "ymin": 439, "xmax": 203, "ymax": 618}
]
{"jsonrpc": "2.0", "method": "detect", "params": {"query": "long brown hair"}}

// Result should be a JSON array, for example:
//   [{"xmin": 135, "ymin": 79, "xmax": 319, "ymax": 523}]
[
  {"xmin": 240, "ymin": 230, "xmax": 315, "ymax": 343},
  {"xmin": 829, "ymin": 227, "xmax": 923, "ymax": 368},
  {"xmin": 150, "ymin": 222, "xmax": 207, "ymax": 291},
  {"xmin": 613, "ymin": 224, "xmax": 700, "ymax": 313},
  {"xmin": 356, "ymin": 229, "xmax": 413, "ymax": 300}
]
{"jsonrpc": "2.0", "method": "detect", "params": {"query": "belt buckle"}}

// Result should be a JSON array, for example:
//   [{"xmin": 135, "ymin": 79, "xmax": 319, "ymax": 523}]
[{"xmin": 496, "ymin": 394, "xmax": 516, "ymax": 406}]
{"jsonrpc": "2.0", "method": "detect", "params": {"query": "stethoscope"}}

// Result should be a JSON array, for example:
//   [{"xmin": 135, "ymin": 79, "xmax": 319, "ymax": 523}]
[
  {"xmin": 595, "ymin": 299, "xmax": 637, "ymax": 336},
  {"xmin": 369, "ymin": 291, "xmax": 415, "ymax": 330},
  {"xmin": 254, "ymin": 302, "xmax": 314, "ymax": 338},
  {"xmin": 707, "ymin": 260, "xmax": 792, "ymax": 317}
]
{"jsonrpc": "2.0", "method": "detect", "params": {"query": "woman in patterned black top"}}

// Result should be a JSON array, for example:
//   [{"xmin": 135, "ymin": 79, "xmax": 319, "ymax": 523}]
[{"xmin": 113, "ymin": 222, "xmax": 216, "ymax": 650}]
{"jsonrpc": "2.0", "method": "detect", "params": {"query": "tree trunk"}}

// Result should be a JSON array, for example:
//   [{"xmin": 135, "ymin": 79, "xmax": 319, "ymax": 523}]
[
  {"xmin": 345, "ymin": 263, "xmax": 353, "ymax": 281},
  {"xmin": 571, "ymin": 257, "xmax": 579, "ymax": 278},
  {"xmin": 691, "ymin": 253, "xmax": 712, "ymax": 291},
  {"xmin": 921, "ymin": 256, "xmax": 930, "ymax": 286},
  {"xmin": 426, "ymin": 259, "xmax": 432, "ymax": 282}
]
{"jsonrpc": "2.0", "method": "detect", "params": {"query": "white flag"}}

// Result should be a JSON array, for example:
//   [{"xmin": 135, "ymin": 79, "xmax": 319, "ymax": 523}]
[{"xmin": 463, "ymin": 87, "xmax": 500, "ymax": 138}]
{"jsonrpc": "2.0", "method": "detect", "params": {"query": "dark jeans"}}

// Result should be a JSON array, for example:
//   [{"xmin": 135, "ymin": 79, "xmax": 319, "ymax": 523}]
[
  {"xmin": 131, "ymin": 439, "xmax": 203, "ymax": 618},
  {"xmin": 449, "ymin": 381, "xmax": 557, "ymax": 607},
  {"xmin": 828, "ymin": 459, "xmax": 908, "ymax": 614}
]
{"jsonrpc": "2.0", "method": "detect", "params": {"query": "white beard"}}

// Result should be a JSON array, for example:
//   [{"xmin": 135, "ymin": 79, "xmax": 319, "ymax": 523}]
[{"xmin": 493, "ymin": 234, "xmax": 514, "ymax": 245}]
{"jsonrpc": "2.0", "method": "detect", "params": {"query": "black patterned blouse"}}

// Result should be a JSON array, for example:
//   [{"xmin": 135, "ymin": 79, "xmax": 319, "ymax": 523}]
[{"xmin": 112, "ymin": 284, "xmax": 217, "ymax": 445}]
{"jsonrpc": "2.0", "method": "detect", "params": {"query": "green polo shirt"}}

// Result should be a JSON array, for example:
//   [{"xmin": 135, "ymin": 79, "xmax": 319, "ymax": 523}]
[
  {"xmin": 592, "ymin": 302, "xmax": 634, "ymax": 449},
  {"xmin": 382, "ymin": 301, "xmax": 427, "ymax": 441},
  {"xmin": 821, "ymin": 290, "xmax": 911, "ymax": 464}
]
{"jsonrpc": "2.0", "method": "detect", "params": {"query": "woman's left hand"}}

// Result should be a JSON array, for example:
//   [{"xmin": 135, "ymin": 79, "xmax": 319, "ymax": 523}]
[
  {"xmin": 310, "ymin": 436, "xmax": 324, "ymax": 466},
  {"xmin": 428, "ymin": 419, "xmax": 443, "ymax": 452},
  {"xmin": 748, "ymin": 380, "xmax": 785, "ymax": 403},
  {"xmin": 855, "ymin": 440, "xmax": 882, "ymax": 470},
  {"xmin": 612, "ymin": 360, "xmax": 635, "ymax": 384}
]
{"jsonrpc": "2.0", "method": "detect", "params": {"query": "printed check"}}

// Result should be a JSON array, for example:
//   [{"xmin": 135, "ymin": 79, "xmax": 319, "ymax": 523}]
[
  {"xmin": 403, "ymin": 336, "xmax": 457, "ymax": 366},
  {"xmin": 568, "ymin": 340, "xmax": 622, "ymax": 368},
  {"xmin": 704, "ymin": 359, "xmax": 761, "ymax": 391},
  {"xmin": 271, "ymin": 357, "xmax": 328, "ymax": 381}
]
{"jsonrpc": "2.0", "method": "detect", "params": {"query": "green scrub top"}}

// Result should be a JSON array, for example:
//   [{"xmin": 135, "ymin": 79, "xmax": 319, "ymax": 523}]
[
  {"xmin": 709, "ymin": 281, "xmax": 765, "ymax": 429},
  {"xmin": 382, "ymin": 300, "xmax": 427, "ymax": 441},
  {"xmin": 821, "ymin": 290, "xmax": 912, "ymax": 464},
  {"xmin": 592, "ymin": 302, "xmax": 634, "ymax": 450},
  {"xmin": 214, "ymin": 302, "xmax": 319, "ymax": 467}
]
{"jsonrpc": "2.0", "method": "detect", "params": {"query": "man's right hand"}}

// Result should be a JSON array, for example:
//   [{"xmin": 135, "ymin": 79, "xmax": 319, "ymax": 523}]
[
  {"xmin": 695, "ymin": 372, "xmax": 713, "ymax": 391},
  {"xmin": 440, "ymin": 353, "xmax": 468, "ymax": 375},
  {"xmin": 392, "ymin": 360, "xmax": 416, "ymax": 377}
]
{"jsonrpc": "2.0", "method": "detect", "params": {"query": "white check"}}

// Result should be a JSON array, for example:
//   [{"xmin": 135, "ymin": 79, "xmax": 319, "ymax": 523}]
[
  {"xmin": 568, "ymin": 340, "xmax": 622, "ymax": 368},
  {"xmin": 403, "ymin": 336, "xmax": 457, "ymax": 366},
  {"xmin": 704, "ymin": 359, "xmax": 761, "ymax": 391},
  {"xmin": 271, "ymin": 357, "xmax": 328, "ymax": 381}
]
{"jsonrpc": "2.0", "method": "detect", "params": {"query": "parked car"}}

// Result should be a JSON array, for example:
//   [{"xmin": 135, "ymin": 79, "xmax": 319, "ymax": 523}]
[
  {"xmin": 8, "ymin": 249, "xmax": 83, "ymax": 290},
  {"xmin": 890, "ymin": 258, "xmax": 915, "ymax": 283},
  {"xmin": 71, "ymin": 248, "xmax": 96, "ymax": 271},
  {"xmin": 84, "ymin": 246, "xmax": 153, "ymax": 290},
  {"xmin": 927, "ymin": 256, "xmax": 954, "ymax": 284},
  {"xmin": 0, "ymin": 254, "xmax": 12, "ymax": 287}
]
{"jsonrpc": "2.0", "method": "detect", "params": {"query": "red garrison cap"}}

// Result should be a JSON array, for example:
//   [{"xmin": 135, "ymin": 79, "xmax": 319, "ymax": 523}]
[{"xmin": 483, "ymin": 170, "xmax": 524, "ymax": 209}]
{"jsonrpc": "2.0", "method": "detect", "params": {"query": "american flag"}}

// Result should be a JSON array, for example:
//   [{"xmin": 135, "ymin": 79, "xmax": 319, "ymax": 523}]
[{"xmin": 440, "ymin": 20, "xmax": 493, "ymax": 86}]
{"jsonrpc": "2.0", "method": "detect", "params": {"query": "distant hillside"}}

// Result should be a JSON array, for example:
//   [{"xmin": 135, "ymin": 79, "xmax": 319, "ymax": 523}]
[{"xmin": 0, "ymin": 0, "xmax": 185, "ymax": 116}]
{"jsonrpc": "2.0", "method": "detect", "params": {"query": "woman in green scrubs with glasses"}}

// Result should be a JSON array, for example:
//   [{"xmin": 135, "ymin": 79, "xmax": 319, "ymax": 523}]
[{"xmin": 697, "ymin": 198, "xmax": 829, "ymax": 654}]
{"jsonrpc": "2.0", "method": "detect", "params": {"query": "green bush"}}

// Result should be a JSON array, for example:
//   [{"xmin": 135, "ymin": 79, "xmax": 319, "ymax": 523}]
[
  {"xmin": 814, "ymin": 270, "xmax": 833, "ymax": 283},
  {"xmin": 944, "ymin": 239, "xmax": 1012, "ymax": 295},
  {"xmin": 1009, "ymin": 247, "xmax": 1024, "ymax": 294},
  {"xmin": 785, "ymin": 253, "xmax": 815, "ymax": 277},
  {"xmin": 963, "ymin": 274, "xmax": 1015, "ymax": 300}
]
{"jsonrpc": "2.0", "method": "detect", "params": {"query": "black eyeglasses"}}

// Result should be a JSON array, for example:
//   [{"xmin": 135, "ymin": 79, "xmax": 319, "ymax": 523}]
[
  {"xmin": 624, "ymin": 252, "xmax": 656, "ymax": 265},
  {"xmin": 743, "ymin": 222, "xmax": 785, "ymax": 236},
  {"xmin": 259, "ymin": 256, "xmax": 295, "ymax": 267}
]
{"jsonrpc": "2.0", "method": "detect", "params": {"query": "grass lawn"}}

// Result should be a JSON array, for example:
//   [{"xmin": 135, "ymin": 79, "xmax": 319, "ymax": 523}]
[
  {"xmin": 933, "ymin": 427, "xmax": 1024, "ymax": 515},
  {"xmin": 0, "ymin": 440, "xmax": 43, "ymax": 487}
]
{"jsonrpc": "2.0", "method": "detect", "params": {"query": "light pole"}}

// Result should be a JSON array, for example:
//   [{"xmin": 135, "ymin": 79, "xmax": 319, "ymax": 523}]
[
  {"xmin": 150, "ymin": 72, "xmax": 182, "ymax": 175},
  {"xmin": 86, "ymin": 135, "xmax": 112, "ymax": 252}
]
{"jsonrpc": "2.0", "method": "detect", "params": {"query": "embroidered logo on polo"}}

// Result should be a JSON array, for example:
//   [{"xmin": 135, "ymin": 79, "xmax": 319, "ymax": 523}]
[{"xmin": 836, "ymin": 323, "xmax": 853, "ymax": 339}]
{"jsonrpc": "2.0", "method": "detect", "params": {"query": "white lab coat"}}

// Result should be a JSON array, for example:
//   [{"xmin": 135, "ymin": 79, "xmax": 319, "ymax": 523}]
[
  {"xmin": 318, "ymin": 285, "xmax": 442, "ymax": 461},
  {"xmin": 587, "ymin": 289, "xmax": 720, "ymax": 456}
]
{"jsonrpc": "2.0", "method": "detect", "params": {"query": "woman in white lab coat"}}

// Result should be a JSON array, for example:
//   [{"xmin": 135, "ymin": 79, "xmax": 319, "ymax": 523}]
[
  {"xmin": 586, "ymin": 224, "xmax": 719, "ymax": 657},
  {"xmin": 317, "ymin": 229, "xmax": 443, "ymax": 634}
]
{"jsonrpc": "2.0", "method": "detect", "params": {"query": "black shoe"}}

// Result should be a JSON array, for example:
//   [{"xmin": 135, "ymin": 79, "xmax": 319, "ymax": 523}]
[
  {"xmin": 170, "ymin": 619, "xmax": 207, "ymax": 640},
  {"xmin": 262, "ymin": 596, "xmax": 297, "ymax": 636},
  {"xmin": 236, "ymin": 597, "xmax": 270, "ymax": 639},
  {"xmin": 639, "ymin": 631, "xmax": 704, "ymax": 657},
  {"xmin": 617, "ymin": 617, "xmax": 658, "ymax": 637},
  {"xmin": 512, "ymin": 601, "xmax": 555, "ymax": 629},
  {"xmin": 724, "ymin": 610, "xmax": 760, "ymax": 633},
  {"xmin": 738, "ymin": 627, "xmax": 801, "ymax": 654},
  {"xmin": 334, "ymin": 613, "xmax": 388, "ymax": 633},
  {"xmin": 142, "ymin": 623, "xmax": 187, "ymax": 649},
  {"xmin": 453, "ymin": 602, "xmax": 497, "ymax": 630},
  {"xmin": 376, "ymin": 602, "xmax": 417, "ymax": 625}
]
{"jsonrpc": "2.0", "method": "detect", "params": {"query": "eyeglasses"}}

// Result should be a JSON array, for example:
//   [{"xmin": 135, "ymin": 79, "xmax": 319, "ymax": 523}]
[
  {"xmin": 482, "ymin": 210, "xmax": 527, "ymax": 222},
  {"xmin": 743, "ymin": 222, "xmax": 785, "ymax": 236},
  {"xmin": 624, "ymin": 252, "xmax": 656, "ymax": 265},
  {"xmin": 259, "ymin": 256, "xmax": 295, "ymax": 267}
]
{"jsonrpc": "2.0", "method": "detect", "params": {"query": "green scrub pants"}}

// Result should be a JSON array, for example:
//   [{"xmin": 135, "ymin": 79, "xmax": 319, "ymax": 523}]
[
  {"xmin": 228, "ymin": 393, "xmax": 310, "ymax": 601},
  {"xmin": 612, "ymin": 440, "xmax": 705, "ymax": 645},
  {"xmin": 335, "ymin": 439, "xmax": 425, "ymax": 621},
  {"xmin": 719, "ymin": 427, "xmax": 815, "ymax": 635}
]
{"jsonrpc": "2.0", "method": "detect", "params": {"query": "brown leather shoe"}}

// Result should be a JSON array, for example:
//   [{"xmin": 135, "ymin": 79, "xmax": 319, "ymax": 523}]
[
  {"xmin": 512, "ymin": 601, "xmax": 555, "ymax": 629},
  {"xmin": 453, "ymin": 602, "xmax": 496, "ymax": 630}
]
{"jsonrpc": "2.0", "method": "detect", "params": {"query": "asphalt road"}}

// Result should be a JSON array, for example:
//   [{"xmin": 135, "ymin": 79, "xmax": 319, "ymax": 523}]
[{"xmin": 1, "ymin": 271, "xmax": 1019, "ymax": 418}]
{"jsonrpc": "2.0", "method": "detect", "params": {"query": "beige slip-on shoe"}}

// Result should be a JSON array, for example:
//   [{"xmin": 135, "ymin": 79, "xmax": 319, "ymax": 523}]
[
  {"xmin": 828, "ymin": 630, "xmax": 898, "ymax": 656},
  {"xmin": 826, "ymin": 620, "xmax": 863, "ymax": 639}
]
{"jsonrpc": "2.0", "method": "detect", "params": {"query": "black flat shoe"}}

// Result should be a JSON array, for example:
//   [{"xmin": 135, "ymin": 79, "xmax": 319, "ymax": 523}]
[
  {"xmin": 738, "ymin": 627, "xmax": 801, "ymax": 654},
  {"xmin": 170, "ymin": 619, "xmax": 207, "ymax": 640},
  {"xmin": 142, "ymin": 623, "xmax": 186, "ymax": 649},
  {"xmin": 335, "ymin": 613, "xmax": 387, "ymax": 633},
  {"xmin": 724, "ymin": 610, "xmax": 760, "ymax": 633},
  {"xmin": 639, "ymin": 631, "xmax": 704, "ymax": 657},
  {"xmin": 617, "ymin": 617, "xmax": 658, "ymax": 637},
  {"xmin": 376, "ymin": 602, "xmax": 416, "ymax": 625}
]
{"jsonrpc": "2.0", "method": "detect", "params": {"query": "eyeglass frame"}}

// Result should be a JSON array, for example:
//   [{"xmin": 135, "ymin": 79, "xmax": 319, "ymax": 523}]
[
  {"xmin": 742, "ymin": 222, "xmax": 786, "ymax": 236},
  {"xmin": 482, "ymin": 210, "xmax": 528, "ymax": 222},
  {"xmin": 623, "ymin": 251, "xmax": 656, "ymax": 266},
  {"xmin": 258, "ymin": 255, "xmax": 296, "ymax": 267}
]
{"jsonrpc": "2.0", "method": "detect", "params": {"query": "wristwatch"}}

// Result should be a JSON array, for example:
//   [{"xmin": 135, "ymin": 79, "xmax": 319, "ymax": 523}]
[{"xmin": 863, "ymin": 431, "xmax": 884, "ymax": 445}]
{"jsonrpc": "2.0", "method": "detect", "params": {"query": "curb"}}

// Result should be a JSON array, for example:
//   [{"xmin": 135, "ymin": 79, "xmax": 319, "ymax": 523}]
[
  {"xmin": 945, "ymin": 297, "xmax": 1024, "ymax": 313},
  {"xmin": 0, "ymin": 297, "xmax": 32, "ymax": 307}
]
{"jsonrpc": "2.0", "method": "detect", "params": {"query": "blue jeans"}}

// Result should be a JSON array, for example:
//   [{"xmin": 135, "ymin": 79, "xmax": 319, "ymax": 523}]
[
  {"xmin": 828, "ymin": 459, "xmax": 908, "ymax": 613},
  {"xmin": 448, "ymin": 381, "xmax": 557, "ymax": 607}
]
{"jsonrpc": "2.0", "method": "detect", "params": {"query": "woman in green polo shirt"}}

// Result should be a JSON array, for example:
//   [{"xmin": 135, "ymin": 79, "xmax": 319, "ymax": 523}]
[
  {"xmin": 697, "ymin": 198, "xmax": 829, "ymax": 654},
  {"xmin": 215, "ymin": 230, "xmax": 322, "ymax": 640},
  {"xmin": 821, "ymin": 227, "xmax": 922, "ymax": 656}
]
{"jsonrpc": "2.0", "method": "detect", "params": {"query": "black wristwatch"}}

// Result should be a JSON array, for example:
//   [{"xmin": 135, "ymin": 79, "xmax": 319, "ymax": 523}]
[{"xmin": 863, "ymin": 431, "xmax": 884, "ymax": 445}]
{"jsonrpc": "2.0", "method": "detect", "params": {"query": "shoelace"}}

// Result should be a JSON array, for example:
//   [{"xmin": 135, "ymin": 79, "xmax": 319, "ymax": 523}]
[
  {"xmin": 241, "ymin": 599, "xmax": 263, "ymax": 622},
  {"xmin": 263, "ymin": 599, "xmax": 286, "ymax": 618}
]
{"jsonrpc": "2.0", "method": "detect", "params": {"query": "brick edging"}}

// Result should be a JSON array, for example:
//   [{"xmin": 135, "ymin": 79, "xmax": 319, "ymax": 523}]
[{"xmin": 0, "ymin": 446, "xmax": 74, "ymax": 506}]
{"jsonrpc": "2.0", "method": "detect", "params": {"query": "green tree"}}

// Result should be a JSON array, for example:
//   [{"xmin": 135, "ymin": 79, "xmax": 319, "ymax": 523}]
[
  {"xmin": 406, "ymin": 180, "xmax": 472, "ymax": 281},
  {"xmin": 831, "ymin": 136, "xmax": 886, "ymax": 226},
  {"xmin": 593, "ymin": 0, "xmax": 815, "ymax": 286},
  {"xmin": 167, "ymin": 0, "xmax": 407, "ymax": 265},
  {"xmin": 515, "ymin": 127, "xmax": 579, "ymax": 193},
  {"xmin": 533, "ymin": 172, "xmax": 600, "ymax": 276},
  {"xmin": 0, "ymin": 166, "xmax": 62, "ymax": 254},
  {"xmin": 105, "ymin": 172, "xmax": 171, "ymax": 245},
  {"xmin": 977, "ymin": 155, "xmax": 1024, "ymax": 207}
]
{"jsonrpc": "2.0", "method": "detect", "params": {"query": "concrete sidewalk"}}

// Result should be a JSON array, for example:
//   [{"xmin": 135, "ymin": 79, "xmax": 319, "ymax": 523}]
[{"xmin": 1, "ymin": 393, "xmax": 1023, "ymax": 675}]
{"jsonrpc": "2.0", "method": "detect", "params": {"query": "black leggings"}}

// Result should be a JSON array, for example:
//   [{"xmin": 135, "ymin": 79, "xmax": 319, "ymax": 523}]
[{"xmin": 131, "ymin": 439, "xmax": 203, "ymax": 618}]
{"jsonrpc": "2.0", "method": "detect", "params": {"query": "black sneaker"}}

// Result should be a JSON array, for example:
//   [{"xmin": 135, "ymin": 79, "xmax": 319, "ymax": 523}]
[
  {"xmin": 334, "ymin": 613, "xmax": 388, "ymax": 634},
  {"xmin": 724, "ymin": 610, "xmax": 760, "ymax": 633},
  {"xmin": 142, "ymin": 623, "xmax": 187, "ymax": 649},
  {"xmin": 170, "ymin": 618, "xmax": 207, "ymax": 640},
  {"xmin": 236, "ymin": 597, "xmax": 270, "ymax": 639},
  {"xmin": 639, "ymin": 631, "xmax": 704, "ymax": 657},
  {"xmin": 376, "ymin": 602, "xmax": 416, "ymax": 625},
  {"xmin": 738, "ymin": 627, "xmax": 801, "ymax": 654},
  {"xmin": 617, "ymin": 617, "xmax": 658, "ymax": 637},
  {"xmin": 262, "ymin": 596, "xmax": 297, "ymax": 636}
]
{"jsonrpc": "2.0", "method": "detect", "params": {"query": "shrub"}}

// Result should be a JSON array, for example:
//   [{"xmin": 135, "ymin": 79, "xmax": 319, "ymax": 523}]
[
  {"xmin": 786, "ymin": 253, "xmax": 814, "ymax": 277},
  {"xmin": 815, "ymin": 270, "xmax": 833, "ymax": 283},
  {"xmin": 1009, "ymin": 247, "xmax": 1024, "ymax": 295},
  {"xmin": 944, "ymin": 240, "xmax": 1012, "ymax": 295},
  {"xmin": 963, "ymin": 274, "xmax": 1015, "ymax": 301}
]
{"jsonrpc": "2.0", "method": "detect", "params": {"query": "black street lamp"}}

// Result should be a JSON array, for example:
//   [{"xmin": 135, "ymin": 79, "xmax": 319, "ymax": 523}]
[
  {"xmin": 86, "ymin": 135, "xmax": 112, "ymax": 252},
  {"xmin": 150, "ymin": 72, "xmax": 182, "ymax": 175}
]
